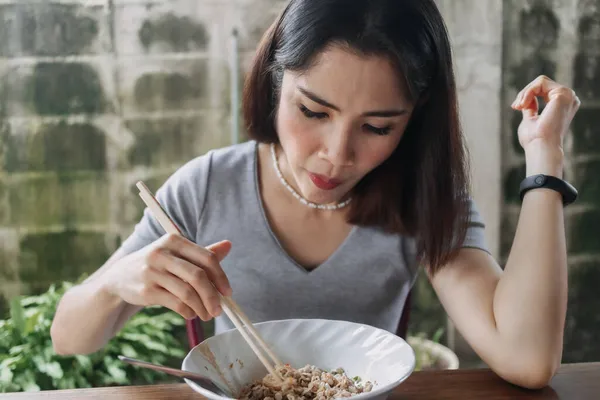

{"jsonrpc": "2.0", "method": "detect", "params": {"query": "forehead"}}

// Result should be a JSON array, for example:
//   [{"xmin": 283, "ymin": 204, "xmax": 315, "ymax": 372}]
[{"xmin": 284, "ymin": 44, "xmax": 409, "ymax": 109}]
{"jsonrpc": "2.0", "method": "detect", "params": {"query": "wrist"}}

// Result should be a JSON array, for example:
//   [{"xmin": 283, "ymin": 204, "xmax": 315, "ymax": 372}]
[
  {"xmin": 524, "ymin": 140, "xmax": 564, "ymax": 178},
  {"xmin": 94, "ymin": 270, "xmax": 124, "ymax": 304},
  {"xmin": 97, "ymin": 281, "xmax": 129, "ymax": 316}
]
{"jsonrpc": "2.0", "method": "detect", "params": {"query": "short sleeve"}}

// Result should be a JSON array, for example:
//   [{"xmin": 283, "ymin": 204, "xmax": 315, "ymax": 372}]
[
  {"xmin": 462, "ymin": 198, "xmax": 490, "ymax": 254},
  {"xmin": 402, "ymin": 197, "xmax": 490, "ymax": 281},
  {"xmin": 118, "ymin": 151, "xmax": 213, "ymax": 255}
]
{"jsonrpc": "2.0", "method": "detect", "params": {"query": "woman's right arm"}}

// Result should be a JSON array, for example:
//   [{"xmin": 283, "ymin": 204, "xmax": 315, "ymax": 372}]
[{"xmin": 50, "ymin": 235, "xmax": 233, "ymax": 356}]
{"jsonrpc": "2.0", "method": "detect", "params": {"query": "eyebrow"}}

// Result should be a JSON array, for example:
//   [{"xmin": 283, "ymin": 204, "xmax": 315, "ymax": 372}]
[{"xmin": 297, "ymin": 86, "xmax": 407, "ymax": 117}]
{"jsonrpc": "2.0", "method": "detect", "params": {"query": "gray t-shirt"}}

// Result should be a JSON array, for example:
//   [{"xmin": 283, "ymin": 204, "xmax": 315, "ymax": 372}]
[{"xmin": 119, "ymin": 140, "xmax": 489, "ymax": 335}]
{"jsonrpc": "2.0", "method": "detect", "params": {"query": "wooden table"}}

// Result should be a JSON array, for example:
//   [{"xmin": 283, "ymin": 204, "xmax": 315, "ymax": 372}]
[{"xmin": 1, "ymin": 363, "xmax": 598, "ymax": 399}]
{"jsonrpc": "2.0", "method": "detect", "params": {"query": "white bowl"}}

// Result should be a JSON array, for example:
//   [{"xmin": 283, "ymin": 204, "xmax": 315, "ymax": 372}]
[{"xmin": 181, "ymin": 318, "xmax": 416, "ymax": 400}]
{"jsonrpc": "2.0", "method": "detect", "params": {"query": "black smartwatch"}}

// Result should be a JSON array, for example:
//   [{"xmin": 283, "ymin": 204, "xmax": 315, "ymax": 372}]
[{"xmin": 519, "ymin": 174, "xmax": 578, "ymax": 206}]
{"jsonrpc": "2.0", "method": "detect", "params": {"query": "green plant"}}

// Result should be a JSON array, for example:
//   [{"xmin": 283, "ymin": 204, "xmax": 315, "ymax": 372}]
[
  {"xmin": 0, "ymin": 280, "xmax": 188, "ymax": 392},
  {"xmin": 413, "ymin": 326, "xmax": 445, "ymax": 344},
  {"xmin": 409, "ymin": 327, "xmax": 445, "ymax": 371}
]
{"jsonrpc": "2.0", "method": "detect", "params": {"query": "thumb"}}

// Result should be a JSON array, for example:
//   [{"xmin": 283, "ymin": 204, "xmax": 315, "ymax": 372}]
[
  {"xmin": 206, "ymin": 240, "xmax": 232, "ymax": 262},
  {"xmin": 521, "ymin": 95, "xmax": 539, "ymax": 120}
]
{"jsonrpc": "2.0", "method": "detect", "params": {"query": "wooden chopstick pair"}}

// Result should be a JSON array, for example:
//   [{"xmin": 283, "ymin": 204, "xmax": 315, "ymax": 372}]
[{"xmin": 135, "ymin": 181, "xmax": 285, "ymax": 383}]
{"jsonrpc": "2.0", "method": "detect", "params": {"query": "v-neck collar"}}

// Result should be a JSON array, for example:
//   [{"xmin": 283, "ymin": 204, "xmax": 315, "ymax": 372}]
[{"xmin": 250, "ymin": 141, "xmax": 359, "ymax": 274}]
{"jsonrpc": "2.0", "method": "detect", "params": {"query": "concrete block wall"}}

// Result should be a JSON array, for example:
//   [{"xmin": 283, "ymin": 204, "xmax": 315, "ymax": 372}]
[
  {"xmin": 502, "ymin": 0, "xmax": 600, "ymax": 363},
  {"xmin": 436, "ymin": 0, "xmax": 503, "ymax": 364},
  {"xmin": 0, "ymin": 0, "xmax": 287, "ymax": 313},
  {"xmin": 1, "ymin": 0, "xmax": 598, "ymax": 366},
  {"xmin": 402, "ymin": 0, "xmax": 600, "ymax": 365}
]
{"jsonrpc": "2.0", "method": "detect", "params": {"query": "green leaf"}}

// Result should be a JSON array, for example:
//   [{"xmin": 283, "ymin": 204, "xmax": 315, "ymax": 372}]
[
  {"xmin": 107, "ymin": 364, "xmax": 127, "ymax": 384},
  {"xmin": 20, "ymin": 293, "xmax": 50, "ymax": 307},
  {"xmin": 0, "ymin": 382, "xmax": 20, "ymax": 393},
  {"xmin": 75, "ymin": 374, "xmax": 92, "ymax": 389},
  {"xmin": 143, "ymin": 341, "xmax": 169, "ymax": 353},
  {"xmin": 432, "ymin": 327, "xmax": 445, "ymax": 343},
  {"xmin": 23, "ymin": 311, "xmax": 41, "ymax": 335},
  {"xmin": 120, "ymin": 333, "xmax": 154, "ymax": 343},
  {"xmin": 15, "ymin": 370, "xmax": 41, "ymax": 392},
  {"xmin": 119, "ymin": 344, "xmax": 137, "ymax": 358},
  {"xmin": 43, "ymin": 346, "xmax": 55, "ymax": 360},
  {"xmin": 1, "ymin": 355, "xmax": 22, "ymax": 369},
  {"xmin": 56, "ymin": 376, "xmax": 76, "ymax": 390},
  {"xmin": 23, "ymin": 381, "xmax": 41, "ymax": 392},
  {"xmin": 74, "ymin": 355, "xmax": 92, "ymax": 372},
  {"xmin": 168, "ymin": 348, "xmax": 185, "ymax": 358},
  {"xmin": 44, "ymin": 362, "xmax": 64, "ymax": 380},
  {"xmin": 139, "ymin": 369, "xmax": 157, "ymax": 384},
  {"xmin": 9, "ymin": 345, "xmax": 28, "ymax": 356},
  {"xmin": 0, "ymin": 368, "xmax": 13, "ymax": 384},
  {"xmin": 34, "ymin": 356, "xmax": 64, "ymax": 380},
  {"xmin": 9, "ymin": 297, "xmax": 26, "ymax": 335},
  {"xmin": 141, "ymin": 328, "xmax": 167, "ymax": 341},
  {"xmin": 0, "ymin": 278, "xmax": 189, "ymax": 392}
]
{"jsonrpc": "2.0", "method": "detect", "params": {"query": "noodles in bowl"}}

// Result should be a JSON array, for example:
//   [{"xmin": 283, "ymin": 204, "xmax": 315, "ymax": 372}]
[
  {"xmin": 239, "ymin": 364, "xmax": 373, "ymax": 400},
  {"xmin": 181, "ymin": 319, "xmax": 415, "ymax": 400}
]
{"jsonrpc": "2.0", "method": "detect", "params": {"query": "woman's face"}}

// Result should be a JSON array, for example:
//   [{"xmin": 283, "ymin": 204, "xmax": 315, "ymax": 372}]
[{"xmin": 275, "ymin": 44, "xmax": 414, "ymax": 206}]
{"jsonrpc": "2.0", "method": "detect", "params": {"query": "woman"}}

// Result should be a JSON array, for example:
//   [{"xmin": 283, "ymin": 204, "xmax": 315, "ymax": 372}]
[{"xmin": 51, "ymin": 0, "xmax": 580, "ymax": 389}]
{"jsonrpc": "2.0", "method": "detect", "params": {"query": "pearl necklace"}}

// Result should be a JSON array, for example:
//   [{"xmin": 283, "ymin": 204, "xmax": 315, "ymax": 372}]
[{"xmin": 270, "ymin": 143, "xmax": 352, "ymax": 210}]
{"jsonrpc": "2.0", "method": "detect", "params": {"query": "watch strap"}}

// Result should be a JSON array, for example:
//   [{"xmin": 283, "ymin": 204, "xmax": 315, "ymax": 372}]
[{"xmin": 519, "ymin": 174, "xmax": 578, "ymax": 206}]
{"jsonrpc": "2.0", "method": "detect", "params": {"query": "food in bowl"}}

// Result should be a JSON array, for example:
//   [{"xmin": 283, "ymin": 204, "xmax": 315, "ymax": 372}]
[
  {"xmin": 238, "ymin": 363, "xmax": 373, "ymax": 400},
  {"xmin": 182, "ymin": 319, "xmax": 415, "ymax": 400}
]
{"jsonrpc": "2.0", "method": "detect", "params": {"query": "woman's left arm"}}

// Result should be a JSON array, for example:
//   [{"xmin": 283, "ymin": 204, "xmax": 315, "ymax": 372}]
[{"xmin": 429, "ymin": 75, "xmax": 580, "ymax": 390}]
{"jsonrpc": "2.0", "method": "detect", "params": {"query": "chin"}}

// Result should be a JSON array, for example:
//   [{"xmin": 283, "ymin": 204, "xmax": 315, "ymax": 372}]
[
  {"xmin": 302, "ymin": 192, "xmax": 332, "ymax": 205},
  {"xmin": 301, "ymin": 187, "xmax": 346, "ymax": 205}
]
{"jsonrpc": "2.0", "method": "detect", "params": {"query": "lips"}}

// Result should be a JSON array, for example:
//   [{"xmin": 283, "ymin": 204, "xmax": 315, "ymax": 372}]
[{"xmin": 308, "ymin": 172, "xmax": 342, "ymax": 190}]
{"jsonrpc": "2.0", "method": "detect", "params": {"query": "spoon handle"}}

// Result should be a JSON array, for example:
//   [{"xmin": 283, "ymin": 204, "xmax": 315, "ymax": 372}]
[{"xmin": 118, "ymin": 355, "xmax": 208, "ymax": 381}]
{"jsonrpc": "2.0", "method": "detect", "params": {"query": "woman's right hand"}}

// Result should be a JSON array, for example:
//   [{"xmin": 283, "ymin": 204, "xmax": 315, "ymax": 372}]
[{"xmin": 105, "ymin": 234, "xmax": 233, "ymax": 321}]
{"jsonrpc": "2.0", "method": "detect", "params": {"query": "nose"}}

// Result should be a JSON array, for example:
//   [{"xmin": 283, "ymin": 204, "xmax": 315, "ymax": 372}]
[{"xmin": 319, "ymin": 125, "xmax": 355, "ymax": 167}]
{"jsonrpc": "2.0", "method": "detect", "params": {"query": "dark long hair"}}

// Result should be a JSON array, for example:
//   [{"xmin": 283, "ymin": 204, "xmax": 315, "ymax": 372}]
[{"xmin": 242, "ymin": 0, "xmax": 471, "ymax": 276}]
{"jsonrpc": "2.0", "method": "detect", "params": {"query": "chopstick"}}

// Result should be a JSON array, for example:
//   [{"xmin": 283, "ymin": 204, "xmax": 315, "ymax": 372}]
[{"xmin": 135, "ymin": 181, "xmax": 285, "ymax": 383}]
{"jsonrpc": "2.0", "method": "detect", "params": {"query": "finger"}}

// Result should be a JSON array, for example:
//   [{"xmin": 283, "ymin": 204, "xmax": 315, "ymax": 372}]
[
  {"xmin": 149, "ymin": 267, "xmax": 211, "ymax": 320},
  {"xmin": 150, "ymin": 286, "xmax": 196, "ymax": 320},
  {"xmin": 518, "ymin": 76, "xmax": 562, "ymax": 109},
  {"xmin": 206, "ymin": 240, "xmax": 233, "ymax": 262},
  {"xmin": 572, "ymin": 94, "xmax": 581, "ymax": 117},
  {"xmin": 512, "ymin": 78, "xmax": 540, "ymax": 108},
  {"xmin": 164, "ymin": 235, "xmax": 233, "ymax": 296},
  {"xmin": 204, "ymin": 240, "xmax": 233, "ymax": 293},
  {"xmin": 160, "ymin": 252, "xmax": 223, "ymax": 318},
  {"xmin": 521, "ymin": 94, "xmax": 539, "ymax": 119},
  {"xmin": 536, "ymin": 93, "xmax": 574, "ymax": 134},
  {"xmin": 512, "ymin": 75, "xmax": 549, "ymax": 108}
]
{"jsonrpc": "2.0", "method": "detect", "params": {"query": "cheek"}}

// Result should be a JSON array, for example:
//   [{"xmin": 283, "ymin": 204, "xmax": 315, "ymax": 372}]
[
  {"xmin": 276, "ymin": 105, "xmax": 320, "ymax": 163},
  {"xmin": 357, "ymin": 136, "xmax": 402, "ymax": 173}
]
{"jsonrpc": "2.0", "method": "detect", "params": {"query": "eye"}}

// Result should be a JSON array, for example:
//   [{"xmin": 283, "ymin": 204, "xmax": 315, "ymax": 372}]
[
  {"xmin": 364, "ymin": 124, "xmax": 392, "ymax": 136},
  {"xmin": 299, "ymin": 104, "xmax": 328, "ymax": 119}
]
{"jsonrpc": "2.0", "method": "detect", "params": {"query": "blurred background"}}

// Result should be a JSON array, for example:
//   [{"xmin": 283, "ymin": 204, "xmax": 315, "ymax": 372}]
[{"xmin": 0, "ymin": 0, "xmax": 599, "ymax": 392}]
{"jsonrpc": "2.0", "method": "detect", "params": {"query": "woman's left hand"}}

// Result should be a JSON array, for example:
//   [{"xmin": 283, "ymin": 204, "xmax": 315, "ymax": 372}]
[
  {"xmin": 512, "ymin": 75, "xmax": 580, "ymax": 176},
  {"xmin": 512, "ymin": 75, "xmax": 580, "ymax": 152}
]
